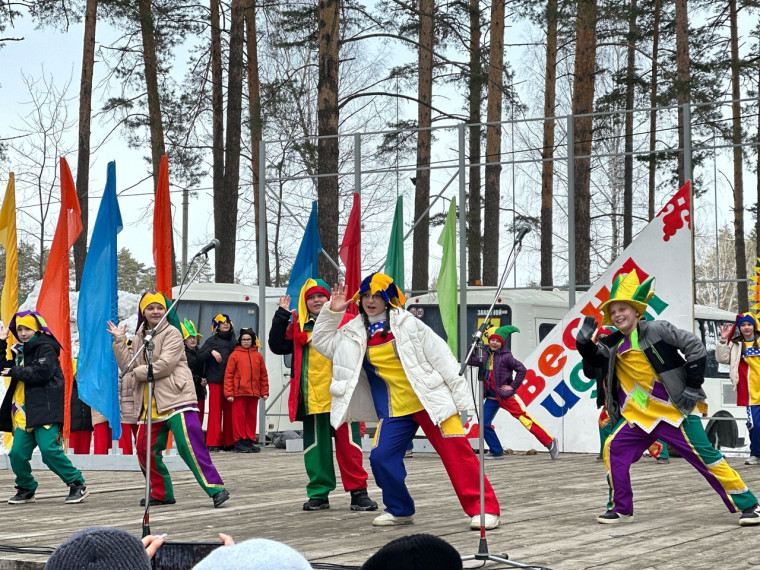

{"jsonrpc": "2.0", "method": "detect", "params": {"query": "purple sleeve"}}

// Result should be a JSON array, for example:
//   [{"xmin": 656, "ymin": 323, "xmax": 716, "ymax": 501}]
[{"xmin": 506, "ymin": 353, "xmax": 527, "ymax": 390}]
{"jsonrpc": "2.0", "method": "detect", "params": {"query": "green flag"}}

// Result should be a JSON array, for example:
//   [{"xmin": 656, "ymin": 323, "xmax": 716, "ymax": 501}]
[
  {"xmin": 384, "ymin": 196, "xmax": 405, "ymax": 287},
  {"xmin": 437, "ymin": 197, "xmax": 457, "ymax": 354}
]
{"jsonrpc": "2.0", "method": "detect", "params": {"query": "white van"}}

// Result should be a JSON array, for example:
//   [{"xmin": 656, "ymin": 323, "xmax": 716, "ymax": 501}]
[{"xmin": 171, "ymin": 282, "xmax": 296, "ymax": 438}]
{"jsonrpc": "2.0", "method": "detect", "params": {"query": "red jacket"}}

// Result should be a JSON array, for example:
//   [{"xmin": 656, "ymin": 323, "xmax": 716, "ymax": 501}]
[{"xmin": 224, "ymin": 346, "xmax": 269, "ymax": 399}]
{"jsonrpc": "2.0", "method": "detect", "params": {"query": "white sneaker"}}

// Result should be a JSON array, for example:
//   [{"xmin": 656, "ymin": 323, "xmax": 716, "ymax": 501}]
[
  {"xmin": 547, "ymin": 437, "xmax": 560, "ymax": 460},
  {"xmin": 745, "ymin": 456, "xmax": 760, "ymax": 465},
  {"xmin": 470, "ymin": 513, "xmax": 500, "ymax": 530},
  {"xmin": 372, "ymin": 512, "xmax": 414, "ymax": 526}
]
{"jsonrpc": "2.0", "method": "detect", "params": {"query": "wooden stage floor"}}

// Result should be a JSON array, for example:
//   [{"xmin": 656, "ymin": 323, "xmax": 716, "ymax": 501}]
[{"xmin": 0, "ymin": 446, "xmax": 758, "ymax": 569}]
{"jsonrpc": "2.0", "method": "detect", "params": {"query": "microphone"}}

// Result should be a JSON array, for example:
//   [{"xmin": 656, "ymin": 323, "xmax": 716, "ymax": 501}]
[
  {"xmin": 514, "ymin": 225, "xmax": 531, "ymax": 244},
  {"xmin": 194, "ymin": 239, "xmax": 220, "ymax": 258}
]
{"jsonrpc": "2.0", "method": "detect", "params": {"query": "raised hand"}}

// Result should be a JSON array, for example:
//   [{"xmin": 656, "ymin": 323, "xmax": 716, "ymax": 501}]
[
  {"xmin": 330, "ymin": 282, "xmax": 352, "ymax": 312},
  {"xmin": 576, "ymin": 316, "xmax": 598, "ymax": 345},
  {"xmin": 278, "ymin": 295, "xmax": 291, "ymax": 310},
  {"xmin": 720, "ymin": 322, "xmax": 732, "ymax": 341},
  {"xmin": 106, "ymin": 320, "xmax": 127, "ymax": 337},
  {"xmin": 0, "ymin": 323, "xmax": 8, "ymax": 341}
]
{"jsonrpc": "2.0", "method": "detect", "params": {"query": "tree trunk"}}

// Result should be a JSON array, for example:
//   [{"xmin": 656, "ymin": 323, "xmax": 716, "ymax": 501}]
[
  {"xmin": 74, "ymin": 0, "xmax": 97, "ymax": 291},
  {"xmin": 138, "ymin": 0, "xmax": 176, "ymax": 285},
  {"xmin": 674, "ymin": 0, "xmax": 690, "ymax": 186},
  {"xmin": 729, "ymin": 0, "xmax": 747, "ymax": 312},
  {"xmin": 541, "ymin": 0, "xmax": 558, "ymax": 288},
  {"xmin": 317, "ymin": 0, "xmax": 340, "ymax": 285},
  {"xmin": 482, "ymin": 0, "xmax": 504, "ymax": 286},
  {"xmin": 571, "ymin": 0, "xmax": 597, "ymax": 288},
  {"xmin": 756, "ymin": 56, "xmax": 760, "ymax": 261},
  {"xmin": 412, "ymin": 0, "xmax": 434, "ymax": 293},
  {"xmin": 648, "ymin": 0, "xmax": 660, "ymax": 221},
  {"xmin": 210, "ymin": 0, "xmax": 225, "ymax": 281},
  {"xmin": 244, "ymin": 0, "xmax": 270, "ymax": 286},
  {"xmin": 467, "ymin": 0, "xmax": 483, "ymax": 286},
  {"xmin": 623, "ymin": 0, "xmax": 637, "ymax": 247},
  {"xmin": 217, "ymin": 0, "xmax": 245, "ymax": 283}
]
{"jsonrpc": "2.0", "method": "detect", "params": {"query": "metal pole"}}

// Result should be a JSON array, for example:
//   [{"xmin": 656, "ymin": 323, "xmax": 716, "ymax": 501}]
[
  {"xmin": 567, "ymin": 114, "xmax": 576, "ymax": 308},
  {"xmin": 257, "ymin": 140, "xmax": 267, "ymax": 445},
  {"xmin": 458, "ymin": 124, "xmax": 468, "ymax": 362},
  {"xmin": 181, "ymin": 185, "xmax": 188, "ymax": 278},
  {"xmin": 354, "ymin": 133, "xmax": 361, "ymax": 196}
]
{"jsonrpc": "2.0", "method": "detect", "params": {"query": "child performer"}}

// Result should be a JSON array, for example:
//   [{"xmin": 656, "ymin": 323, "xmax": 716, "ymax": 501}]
[
  {"xmin": 224, "ymin": 328, "xmax": 269, "ymax": 453},
  {"xmin": 269, "ymin": 278, "xmax": 377, "ymax": 512},
  {"xmin": 716, "ymin": 313, "xmax": 760, "ymax": 465},
  {"xmin": 312, "ymin": 273, "xmax": 500, "ymax": 530},
  {"xmin": 468, "ymin": 325, "xmax": 559, "ymax": 459},
  {"xmin": 0, "ymin": 311, "xmax": 88, "ymax": 504},
  {"xmin": 181, "ymin": 319, "xmax": 206, "ymax": 426},
  {"xmin": 575, "ymin": 270, "xmax": 760, "ymax": 526},
  {"xmin": 107, "ymin": 291, "xmax": 229, "ymax": 508}
]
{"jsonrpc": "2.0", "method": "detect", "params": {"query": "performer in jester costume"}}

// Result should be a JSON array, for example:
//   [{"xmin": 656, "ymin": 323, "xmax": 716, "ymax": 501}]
[
  {"xmin": 575, "ymin": 270, "xmax": 760, "ymax": 526},
  {"xmin": 716, "ymin": 312, "xmax": 760, "ymax": 465},
  {"xmin": 269, "ymin": 278, "xmax": 377, "ymax": 512},
  {"xmin": 312, "ymin": 273, "xmax": 500, "ymax": 530},
  {"xmin": 467, "ymin": 325, "xmax": 559, "ymax": 460}
]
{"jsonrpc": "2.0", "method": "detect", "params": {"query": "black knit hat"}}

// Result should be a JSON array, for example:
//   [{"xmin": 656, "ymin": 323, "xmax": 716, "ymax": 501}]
[
  {"xmin": 45, "ymin": 527, "xmax": 151, "ymax": 570},
  {"xmin": 361, "ymin": 533, "xmax": 462, "ymax": 570}
]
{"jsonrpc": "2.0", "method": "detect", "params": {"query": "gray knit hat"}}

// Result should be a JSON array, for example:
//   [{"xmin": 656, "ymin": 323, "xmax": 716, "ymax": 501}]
[
  {"xmin": 44, "ymin": 527, "xmax": 150, "ymax": 570},
  {"xmin": 361, "ymin": 533, "xmax": 462, "ymax": 570},
  {"xmin": 193, "ymin": 538, "xmax": 311, "ymax": 569}
]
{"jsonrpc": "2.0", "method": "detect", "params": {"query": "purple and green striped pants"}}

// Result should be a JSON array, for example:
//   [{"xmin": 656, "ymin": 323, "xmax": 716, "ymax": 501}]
[
  {"xmin": 604, "ymin": 414, "xmax": 756, "ymax": 515},
  {"xmin": 137, "ymin": 410, "xmax": 225, "ymax": 502}
]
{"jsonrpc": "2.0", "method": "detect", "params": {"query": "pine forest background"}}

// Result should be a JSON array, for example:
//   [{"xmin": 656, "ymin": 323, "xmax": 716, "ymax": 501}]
[{"xmin": 0, "ymin": 0, "xmax": 759, "ymax": 313}]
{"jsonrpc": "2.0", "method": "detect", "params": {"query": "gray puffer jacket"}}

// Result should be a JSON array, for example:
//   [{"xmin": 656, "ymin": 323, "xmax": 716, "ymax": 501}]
[{"xmin": 577, "ymin": 319, "xmax": 707, "ymax": 425}]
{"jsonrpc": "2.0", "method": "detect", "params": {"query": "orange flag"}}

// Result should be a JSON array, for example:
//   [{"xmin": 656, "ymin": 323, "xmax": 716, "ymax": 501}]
[
  {"xmin": 154, "ymin": 155, "xmax": 173, "ymax": 299},
  {"xmin": 37, "ymin": 157, "xmax": 82, "ymax": 439}
]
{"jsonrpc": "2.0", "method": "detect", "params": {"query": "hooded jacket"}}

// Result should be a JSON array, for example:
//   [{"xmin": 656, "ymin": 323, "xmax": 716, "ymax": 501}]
[
  {"xmin": 111, "ymin": 322, "xmax": 197, "ymax": 416},
  {"xmin": 0, "ymin": 333, "xmax": 66, "ymax": 431},
  {"xmin": 467, "ymin": 344, "xmax": 526, "ymax": 397},
  {"xmin": 224, "ymin": 345, "xmax": 269, "ymax": 399}
]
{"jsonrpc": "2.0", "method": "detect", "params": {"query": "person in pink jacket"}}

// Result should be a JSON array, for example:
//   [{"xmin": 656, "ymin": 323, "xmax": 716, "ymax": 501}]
[{"xmin": 224, "ymin": 328, "xmax": 269, "ymax": 453}]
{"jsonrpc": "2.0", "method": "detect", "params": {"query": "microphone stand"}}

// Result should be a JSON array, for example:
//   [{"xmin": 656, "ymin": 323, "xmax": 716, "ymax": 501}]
[
  {"xmin": 459, "ymin": 234, "xmax": 545, "ymax": 569},
  {"xmin": 120, "ymin": 253, "xmax": 211, "ymax": 537}
]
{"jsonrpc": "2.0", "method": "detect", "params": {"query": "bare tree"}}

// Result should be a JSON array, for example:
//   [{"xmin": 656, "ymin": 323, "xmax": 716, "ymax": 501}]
[{"xmin": 541, "ymin": 0, "xmax": 559, "ymax": 288}]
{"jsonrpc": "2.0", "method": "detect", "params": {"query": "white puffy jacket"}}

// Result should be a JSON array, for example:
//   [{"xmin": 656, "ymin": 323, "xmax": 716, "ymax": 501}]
[{"xmin": 311, "ymin": 301, "xmax": 474, "ymax": 429}]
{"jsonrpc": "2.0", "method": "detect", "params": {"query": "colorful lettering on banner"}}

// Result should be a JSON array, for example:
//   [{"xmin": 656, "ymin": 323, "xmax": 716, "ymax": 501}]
[{"xmin": 504, "ymin": 181, "xmax": 694, "ymax": 453}]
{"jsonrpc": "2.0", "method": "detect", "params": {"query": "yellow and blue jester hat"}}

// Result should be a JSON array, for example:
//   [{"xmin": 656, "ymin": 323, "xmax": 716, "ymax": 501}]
[
  {"xmin": 352, "ymin": 272, "xmax": 406, "ymax": 309},
  {"xmin": 181, "ymin": 319, "xmax": 203, "ymax": 340},
  {"xmin": 211, "ymin": 313, "xmax": 233, "ymax": 331},
  {"xmin": 599, "ymin": 270, "xmax": 655, "ymax": 326}
]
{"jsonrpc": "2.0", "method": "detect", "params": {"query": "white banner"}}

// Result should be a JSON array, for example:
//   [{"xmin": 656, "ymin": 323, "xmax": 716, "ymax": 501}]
[{"xmin": 493, "ymin": 182, "xmax": 693, "ymax": 453}]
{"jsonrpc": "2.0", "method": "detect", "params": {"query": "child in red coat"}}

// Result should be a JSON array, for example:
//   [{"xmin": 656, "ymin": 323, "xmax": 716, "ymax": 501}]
[{"xmin": 224, "ymin": 328, "xmax": 269, "ymax": 453}]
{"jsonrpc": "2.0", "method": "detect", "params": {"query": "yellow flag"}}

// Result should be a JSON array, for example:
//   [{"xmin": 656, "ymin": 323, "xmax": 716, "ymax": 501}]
[
  {"xmin": 0, "ymin": 173, "xmax": 19, "ymax": 332},
  {"xmin": 0, "ymin": 173, "xmax": 18, "ymax": 449}
]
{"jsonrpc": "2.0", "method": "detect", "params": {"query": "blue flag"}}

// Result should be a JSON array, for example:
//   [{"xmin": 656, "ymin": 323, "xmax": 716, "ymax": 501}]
[
  {"xmin": 77, "ymin": 162, "xmax": 123, "ymax": 440},
  {"xmin": 285, "ymin": 201, "xmax": 322, "ymax": 309}
]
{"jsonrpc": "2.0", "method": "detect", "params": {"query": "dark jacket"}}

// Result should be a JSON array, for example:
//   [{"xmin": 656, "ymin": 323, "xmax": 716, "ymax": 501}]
[
  {"xmin": 185, "ymin": 345, "xmax": 207, "ymax": 400},
  {"xmin": 576, "ymin": 319, "xmax": 707, "ymax": 424},
  {"xmin": 196, "ymin": 330, "xmax": 237, "ymax": 385},
  {"xmin": 0, "ymin": 334, "xmax": 66, "ymax": 431},
  {"xmin": 468, "ymin": 343, "xmax": 526, "ymax": 398},
  {"xmin": 70, "ymin": 380, "xmax": 93, "ymax": 432}
]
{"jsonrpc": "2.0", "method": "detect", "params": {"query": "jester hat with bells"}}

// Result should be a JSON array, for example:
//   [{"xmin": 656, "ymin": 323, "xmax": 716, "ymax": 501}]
[
  {"xmin": 297, "ymin": 278, "xmax": 331, "ymax": 332},
  {"xmin": 9, "ymin": 311, "xmax": 60, "ymax": 347},
  {"xmin": 488, "ymin": 325, "xmax": 520, "ymax": 346},
  {"xmin": 599, "ymin": 270, "xmax": 655, "ymax": 327},
  {"xmin": 727, "ymin": 312, "xmax": 760, "ymax": 342},
  {"xmin": 180, "ymin": 319, "xmax": 203, "ymax": 340},
  {"xmin": 352, "ymin": 272, "xmax": 406, "ymax": 309}
]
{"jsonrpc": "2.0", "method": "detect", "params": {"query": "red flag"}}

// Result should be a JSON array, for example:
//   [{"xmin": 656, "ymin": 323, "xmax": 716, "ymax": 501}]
[
  {"xmin": 154, "ymin": 155, "xmax": 173, "ymax": 298},
  {"xmin": 37, "ymin": 157, "xmax": 82, "ymax": 439},
  {"xmin": 339, "ymin": 193, "xmax": 361, "ymax": 316}
]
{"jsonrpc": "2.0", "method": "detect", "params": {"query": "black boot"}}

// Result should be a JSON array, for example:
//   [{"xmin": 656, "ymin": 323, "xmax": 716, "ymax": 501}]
[{"xmin": 349, "ymin": 489, "xmax": 378, "ymax": 511}]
